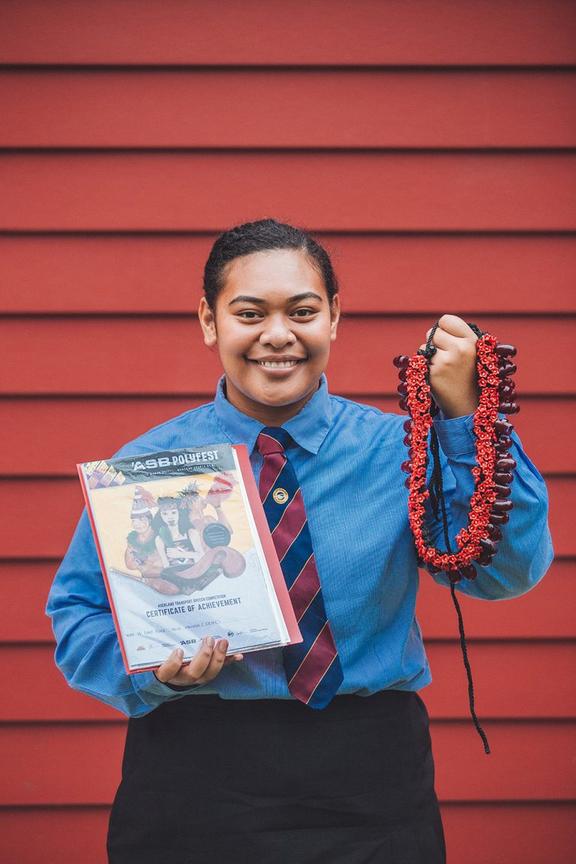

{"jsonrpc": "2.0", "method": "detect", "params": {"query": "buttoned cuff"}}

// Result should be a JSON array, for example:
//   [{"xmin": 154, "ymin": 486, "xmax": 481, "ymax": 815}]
[{"xmin": 433, "ymin": 413, "xmax": 476, "ymax": 457}]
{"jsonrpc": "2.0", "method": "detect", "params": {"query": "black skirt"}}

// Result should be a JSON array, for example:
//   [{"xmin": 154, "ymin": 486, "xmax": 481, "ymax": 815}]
[{"xmin": 107, "ymin": 690, "xmax": 445, "ymax": 864}]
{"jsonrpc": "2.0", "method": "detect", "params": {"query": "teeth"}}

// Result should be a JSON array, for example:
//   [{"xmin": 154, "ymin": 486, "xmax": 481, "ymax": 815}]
[{"xmin": 258, "ymin": 360, "xmax": 299, "ymax": 368}]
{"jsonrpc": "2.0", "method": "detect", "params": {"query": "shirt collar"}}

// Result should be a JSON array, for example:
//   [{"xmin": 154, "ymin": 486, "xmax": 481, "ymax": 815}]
[{"xmin": 213, "ymin": 375, "xmax": 332, "ymax": 455}]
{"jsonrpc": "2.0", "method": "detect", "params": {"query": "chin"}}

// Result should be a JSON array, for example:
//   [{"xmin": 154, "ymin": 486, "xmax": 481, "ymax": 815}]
[
  {"xmin": 224, "ymin": 371, "xmax": 322, "ymax": 418},
  {"xmin": 257, "ymin": 382, "xmax": 318, "ymax": 408}
]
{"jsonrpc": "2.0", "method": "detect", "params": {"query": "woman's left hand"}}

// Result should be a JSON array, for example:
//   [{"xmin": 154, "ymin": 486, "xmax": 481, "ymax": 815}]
[{"xmin": 419, "ymin": 314, "xmax": 479, "ymax": 418}]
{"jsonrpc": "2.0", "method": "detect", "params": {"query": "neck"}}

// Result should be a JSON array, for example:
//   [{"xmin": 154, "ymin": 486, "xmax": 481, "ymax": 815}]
[{"xmin": 224, "ymin": 379, "xmax": 319, "ymax": 426}]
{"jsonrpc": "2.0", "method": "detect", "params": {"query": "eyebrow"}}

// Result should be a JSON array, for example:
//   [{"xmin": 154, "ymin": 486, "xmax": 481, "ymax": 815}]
[{"xmin": 228, "ymin": 292, "xmax": 323, "ymax": 307}]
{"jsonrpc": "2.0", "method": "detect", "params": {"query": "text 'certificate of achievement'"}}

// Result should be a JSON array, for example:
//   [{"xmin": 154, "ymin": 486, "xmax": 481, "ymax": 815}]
[{"xmin": 78, "ymin": 445, "xmax": 301, "ymax": 674}]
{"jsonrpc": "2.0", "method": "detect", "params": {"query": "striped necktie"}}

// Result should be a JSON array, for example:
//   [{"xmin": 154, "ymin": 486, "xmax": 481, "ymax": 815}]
[{"xmin": 257, "ymin": 427, "xmax": 343, "ymax": 709}]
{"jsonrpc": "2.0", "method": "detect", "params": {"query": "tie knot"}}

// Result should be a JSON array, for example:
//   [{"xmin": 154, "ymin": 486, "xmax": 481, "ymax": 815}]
[{"xmin": 256, "ymin": 427, "xmax": 292, "ymax": 456}]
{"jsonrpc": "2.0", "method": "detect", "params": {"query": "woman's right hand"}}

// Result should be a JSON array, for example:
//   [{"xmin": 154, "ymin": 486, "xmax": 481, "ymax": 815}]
[{"xmin": 154, "ymin": 637, "xmax": 243, "ymax": 687}]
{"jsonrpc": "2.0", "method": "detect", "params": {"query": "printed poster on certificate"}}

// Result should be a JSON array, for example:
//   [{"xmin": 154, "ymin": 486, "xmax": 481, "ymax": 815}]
[{"xmin": 78, "ymin": 444, "xmax": 301, "ymax": 674}]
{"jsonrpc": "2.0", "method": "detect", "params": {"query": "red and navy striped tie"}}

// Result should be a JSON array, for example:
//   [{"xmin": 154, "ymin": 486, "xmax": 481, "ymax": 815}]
[{"xmin": 257, "ymin": 427, "xmax": 343, "ymax": 709}]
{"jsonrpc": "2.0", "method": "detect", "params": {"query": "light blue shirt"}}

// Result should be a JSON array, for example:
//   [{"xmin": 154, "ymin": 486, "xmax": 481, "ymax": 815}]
[{"xmin": 46, "ymin": 376, "xmax": 553, "ymax": 717}]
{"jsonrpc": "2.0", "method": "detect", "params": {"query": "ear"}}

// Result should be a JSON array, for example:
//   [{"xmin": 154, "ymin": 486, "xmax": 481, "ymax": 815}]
[
  {"xmin": 329, "ymin": 294, "xmax": 341, "ymax": 342},
  {"xmin": 198, "ymin": 297, "xmax": 218, "ymax": 347}
]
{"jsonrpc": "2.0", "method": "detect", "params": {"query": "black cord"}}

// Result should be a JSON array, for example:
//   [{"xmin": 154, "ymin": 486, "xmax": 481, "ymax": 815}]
[
  {"xmin": 449, "ymin": 582, "xmax": 491, "ymax": 754},
  {"xmin": 423, "ymin": 320, "xmax": 491, "ymax": 755}
]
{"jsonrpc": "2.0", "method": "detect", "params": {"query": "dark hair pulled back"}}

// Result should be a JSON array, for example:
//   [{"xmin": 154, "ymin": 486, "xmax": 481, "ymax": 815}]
[{"xmin": 203, "ymin": 218, "xmax": 339, "ymax": 309}]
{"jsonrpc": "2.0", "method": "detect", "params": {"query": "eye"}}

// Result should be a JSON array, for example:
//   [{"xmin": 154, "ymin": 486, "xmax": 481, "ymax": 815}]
[
  {"xmin": 236, "ymin": 309, "xmax": 263, "ymax": 320},
  {"xmin": 291, "ymin": 307, "xmax": 317, "ymax": 318}
]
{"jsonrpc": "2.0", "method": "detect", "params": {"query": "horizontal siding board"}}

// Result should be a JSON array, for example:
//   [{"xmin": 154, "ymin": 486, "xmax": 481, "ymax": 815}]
[
  {"xmin": 0, "ymin": 396, "xmax": 573, "ymax": 476},
  {"xmin": 0, "ymin": 398, "xmax": 213, "ymax": 476},
  {"xmin": 0, "ymin": 474, "xmax": 570, "ymax": 560},
  {"xmin": 0, "ymin": 808, "xmax": 110, "ymax": 864},
  {"xmin": 0, "ymin": 723, "xmax": 125, "ymax": 806},
  {"xmin": 417, "ymin": 559, "xmax": 576, "ymax": 639},
  {"xmin": 2, "ymin": 317, "xmax": 574, "ymax": 395},
  {"xmin": 441, "ymin": 803, "xmax": 576, "ymax": 864},
  {"xmin": 2, "ymin": 70, "xmax": 576, "ymax": 149},
  {"xmin": 5, "ymin": 642, "xmax": 576, "ymax": 722},
  {"xmin": 6, "ymin": 648, "xmax": 119, "ymax": 721},
  {"xmin": 1, "ymin": 153, "xmax": 576, "ymax": 231},
  {"xmin": 423, "ymin": 642, "xmax": 576, "ymax": 719},
  {"xmin": 3, "ymin": 560, "xmax": 573, "ymax": 646},
  {"xmin": 315, "ymin": 235, "xmax": 576, "ymax": 315},
  {"xmin": 2, "ymin": 0, "xmax": 575, "ymax": 65},
  {"xmin": 0, "ymin": 561, "xmax": 56, "ymax": 643},
  {"xmin": 433, "ymin": 721, "xmax": 576, "ymax": 801},
  {"xmin": 0, "ymin": 479, "xmax": 85, "ymax": 559},
  {"xmin": 2, "ymin": 234, "xmax": 576, "ymax": 315},
  {"xmin": 2, "ymin": 804, "xmax": 575, "ymax": 864},
  {"xmin": 2, "ymin": 721, "xmax": 575, "ymax": 805}
]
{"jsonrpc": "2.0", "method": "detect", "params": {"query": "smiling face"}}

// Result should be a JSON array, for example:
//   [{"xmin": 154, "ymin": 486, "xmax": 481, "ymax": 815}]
[
  {"xmin": 159, "ymin": 506, "xmax": 179, "ymax": 527},
  {"xmin": 198, "ymin": 249, "xmax": 340, "ymax": 425},
  {"xmin": 131, "ymin": 514, "xmax": 152, "ymax": 534}
]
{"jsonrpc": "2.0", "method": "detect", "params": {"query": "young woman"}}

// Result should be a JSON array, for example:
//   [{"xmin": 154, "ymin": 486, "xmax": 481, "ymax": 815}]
[{"xmin": 47, "ymin": 219, "xmax": 552, "ymax": 864}]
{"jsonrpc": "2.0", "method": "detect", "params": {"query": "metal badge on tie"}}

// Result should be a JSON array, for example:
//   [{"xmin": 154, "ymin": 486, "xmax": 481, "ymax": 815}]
[{"xmin": 272, "ymin": 487, "xmax": 289, "ymax": 505}]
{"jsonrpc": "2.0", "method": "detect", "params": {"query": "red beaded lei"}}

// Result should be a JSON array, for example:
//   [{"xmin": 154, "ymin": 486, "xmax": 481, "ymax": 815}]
[
  {"xmin": 394, "ymin": 323, "xmax": 519, "ymax": 753},
  {"xmin": 397, "ymin": 331, "xmax": 518, "ymax": 580}
]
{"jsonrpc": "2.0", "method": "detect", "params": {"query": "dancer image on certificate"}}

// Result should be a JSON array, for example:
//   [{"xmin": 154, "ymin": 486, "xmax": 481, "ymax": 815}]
[
  {"xmin": 123, "ymin": 486, "xmax": 178, "ymax": 595},
  {"xmin": 154, "ymin": 484, "xmax": 245, "ymax": 594}
]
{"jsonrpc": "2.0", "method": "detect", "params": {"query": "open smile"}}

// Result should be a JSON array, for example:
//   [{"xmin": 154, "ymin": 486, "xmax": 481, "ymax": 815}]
[{"xmin": 248, "ymin": 357, "xmax": 306, "ymax": 370}]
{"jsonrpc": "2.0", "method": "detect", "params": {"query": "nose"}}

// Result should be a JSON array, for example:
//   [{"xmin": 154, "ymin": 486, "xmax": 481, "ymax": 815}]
[{"xmin": 259, "ymin": 314, "xmax": 296, "ymax": 348}]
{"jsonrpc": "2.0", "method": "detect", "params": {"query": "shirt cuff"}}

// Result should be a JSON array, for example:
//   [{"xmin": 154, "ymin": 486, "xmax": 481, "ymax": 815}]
[
  {"xmin": 433, "ymin": 413, "xmax": 476, "ymax": 457},
  {"xmin": 163, "ymin": 680, "xmax": 205, "ymax": 692},
  {"xmin": 133, "ymin": 671, "xmax": 202, "ymax": 698}
]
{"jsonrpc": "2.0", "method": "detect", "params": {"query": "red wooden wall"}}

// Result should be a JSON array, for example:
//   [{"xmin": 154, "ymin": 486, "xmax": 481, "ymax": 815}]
[{"xmin": 1, "ymin": 1, "xmax": 575, "ymax": 861}]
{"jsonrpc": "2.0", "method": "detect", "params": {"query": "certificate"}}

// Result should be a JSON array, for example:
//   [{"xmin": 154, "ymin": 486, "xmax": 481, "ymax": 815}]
[{"xmin": 78, "ymin": 444, "xmax": 301, "ymax": 673}]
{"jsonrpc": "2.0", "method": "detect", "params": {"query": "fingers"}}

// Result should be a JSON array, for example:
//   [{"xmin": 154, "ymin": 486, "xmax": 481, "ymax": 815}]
[
  {"xmin": 155, "ymin": 647, "xmax": 186, "ymax": 683},
  {"xmin": 154, "ymin": 637, "xmax": 243, "ymax": 687},
  {"xmin": 426, "ymin": 316, "xmax": 477, "ymax": 341},
  {"xmin": 422, "ymin": 315, "xmax": 478, "ymax": 357},
  {"xmin": 189, "ymin": 635, "xmax": 222, "ymax": 680},
  {"xmin": 181, "ymin": 636, "xmax": 226, "ymax": 684},
  {"xmin": 436, "ymin": 315, "xmax": 478, "ymax": 342},
  {"xmin": 419, "ymin": 316, "xmax": 480, "ymax": 418},
  {"xmin": 437, "ymin": 314, "xmax": 477, "ymax": 340},
  {"xmin": 429, "ymin": 326, "xmax": 456, "ymax": 351},
  {"xmin": 197, "ymin": 637, "xmax": 230, "ymax": 681}
]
